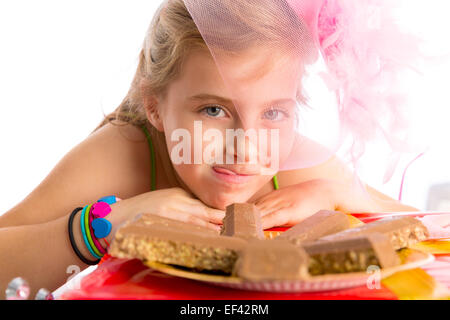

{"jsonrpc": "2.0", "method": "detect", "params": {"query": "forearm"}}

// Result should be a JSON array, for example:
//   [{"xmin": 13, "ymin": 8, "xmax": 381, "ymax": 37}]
[
  {"xmin": 372, "ymin": 197, "xmax": 419, "ymax": 212},
  {"xmin": 367, "ymin": 186, "xmax": 419, "ymax": 212},
  {"xmin": 333, "ymin": 181, "xmax": 419, "ymax": 214},
  {"xmin": 0, "ymin": 213, "xmax": 94, "ymax": 298}
]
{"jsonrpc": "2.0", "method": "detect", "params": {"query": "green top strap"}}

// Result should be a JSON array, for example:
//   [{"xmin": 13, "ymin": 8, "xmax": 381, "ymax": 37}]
[
  {"xmin": 139, "ymin": 124, "xmax": 279, "ymax": 191},
  {"xmin": 272, "ymin": 174, "xmax": 279, "ymax": 190}
]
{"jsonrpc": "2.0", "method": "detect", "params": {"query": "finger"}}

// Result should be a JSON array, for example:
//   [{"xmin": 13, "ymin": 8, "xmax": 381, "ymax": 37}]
[
  {"xmin": 255, "ymin": 200, "xmax": 289, "ymax": 218},
  {"xmin": 163, "ymin": 210, "xmax": 221, "ymax": 233},
  {"xmin": 182, "ymin": 199, "xmax": 225, "ymax": 224},
  {"xmin": 261, "ymin": 210, "xmax": 290, "ymax": 230},
  {"xmin": 256, "ymin": 203, "xmax": 279, "ymax": 217},
  {"xmin": 204, "ymin": 207, "xmax": 226, "ymax": 224},
  {"xmin": 254, "ymin": 191, "xmax": 279, "ymax": 206},
  {"xmin": 257, "ymin": 206, "xmax": 276, "ymax": 218}
]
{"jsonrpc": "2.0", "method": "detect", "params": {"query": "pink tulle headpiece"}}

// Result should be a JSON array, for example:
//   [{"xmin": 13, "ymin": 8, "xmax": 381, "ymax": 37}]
[
  {"xmin": 182, "ymin": 0, "xmax": 428, "ymax": 183},
  {"xmin": 291, "ymin": 0, "xmax": 425, "ymax": 180}
]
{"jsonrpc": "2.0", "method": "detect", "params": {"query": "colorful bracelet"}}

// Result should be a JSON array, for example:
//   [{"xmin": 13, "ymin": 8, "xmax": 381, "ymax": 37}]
[
  {"xmin": 88, "ymin": 206, "xmax": 107, "ymax": 255},
  {"xmin": 97, "ymin": 195, "xmax": 117, "ymax": 205},
  {"xmin": 90, "ymin": 197, "xmax": 115, "ymax": 240},
  {"xmin": 80, "ymin": 205, "xmax": 102, "ymax": 259},
  {"xmin": 68, "ymin": 207, "xmax": 100, "ymax": 265},
  {"xmin": 75, "ymin": 196, "xmax": 118, "ymax": 260},
  {"xmin": 84, "ymin": 204, "xmax": 103, "ymax": 257}
]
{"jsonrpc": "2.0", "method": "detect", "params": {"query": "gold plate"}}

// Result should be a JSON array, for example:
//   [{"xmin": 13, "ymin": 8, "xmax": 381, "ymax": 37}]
[
  {"xmin": 143, "ymin": 248, "xmax": 434, "ymax": 292},
  {"xmin": 141, "ymin": 216, "xmax": 435, "ymax": 292}
]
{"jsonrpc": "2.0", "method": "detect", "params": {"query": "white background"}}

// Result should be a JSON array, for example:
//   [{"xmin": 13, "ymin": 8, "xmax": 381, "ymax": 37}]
[{"xmin": 1, "ymin": 0, "xmax": 450, "ymax": 215}]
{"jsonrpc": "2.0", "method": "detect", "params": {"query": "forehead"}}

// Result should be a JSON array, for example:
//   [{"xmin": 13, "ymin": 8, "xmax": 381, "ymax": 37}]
[{"xmin": 168, "ymin": 47, "xmax": 302, "ymax": 106}]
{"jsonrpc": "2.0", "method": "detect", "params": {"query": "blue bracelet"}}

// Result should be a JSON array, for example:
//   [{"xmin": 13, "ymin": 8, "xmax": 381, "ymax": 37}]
[
  {"xmin": 80, "ymin": 205, "xmax": 102, "ymax": 260},
  {"xmin": 97, "ymin": 195, "xmax": 117, "ymax": 205}
]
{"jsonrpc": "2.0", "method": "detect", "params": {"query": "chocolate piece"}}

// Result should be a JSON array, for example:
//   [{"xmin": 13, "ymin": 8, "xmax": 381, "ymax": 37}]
[
  {"xmin": 122, "ymin": 213, "xmax": 219, "ymax": 235},
  {"xmin": 109, "ymin": 214, "xmax": 247, "ymax": 273},
  {"xmin": 304, "ymin": 233, "xmax": 400, "ymax": 275},
  {"xmin": 276, "ymin": 210, "xmax": 350, "ymax": 245},
  {"xmin": 221, "ymin": 203, "xmax": 265, "ymax": 240},
  {"xmin": 234, "ymin": 239, "xmax": 310, "ymax": 281},
  {"xmin": 318, "ymin": 216, "xmax": 429, "ymax": 250}
]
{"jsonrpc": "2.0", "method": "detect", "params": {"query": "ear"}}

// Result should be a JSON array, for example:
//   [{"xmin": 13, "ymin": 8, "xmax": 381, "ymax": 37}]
[{"xmin": 141, "ymin": 83, "xmax": 164, "ymax": 132}]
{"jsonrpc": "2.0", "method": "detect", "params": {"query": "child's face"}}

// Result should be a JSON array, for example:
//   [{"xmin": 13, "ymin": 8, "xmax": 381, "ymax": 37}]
[{"xmin": 156, "ymin": 48, "xmax": 302, "ymax": 209}]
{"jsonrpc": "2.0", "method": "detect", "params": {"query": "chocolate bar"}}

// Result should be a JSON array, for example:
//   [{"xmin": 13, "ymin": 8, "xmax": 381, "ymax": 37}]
[
  {"xmin": 276, "ymin": 210, "xmax": 350, "ymax": 245},
  {"xmin": 233, "ymin": 239, "xmax": 310, "ymax": 281},
  {"xmin": 109, "ymin": 214, "xmax": 247, "ymax": 273},
  {"xmin": 121, "ymin": 213, "xmax": 219, "ymax": 235},
  {"xmin": 318, "ymin": 216, "xmax": 429, "ymax": 250},
  {"xmin": 221, "ymin": 203, "xmax": 265, "ymax": 240},
  {"xmin": 303, "ymin": 233, "xmax": 400, "ymax": 275}
]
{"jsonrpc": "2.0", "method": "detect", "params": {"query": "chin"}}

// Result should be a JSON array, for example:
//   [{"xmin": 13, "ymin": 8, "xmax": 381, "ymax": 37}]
[{"xmin": 200, "ymin": 190, "xmax": 252, "ymax": 210}]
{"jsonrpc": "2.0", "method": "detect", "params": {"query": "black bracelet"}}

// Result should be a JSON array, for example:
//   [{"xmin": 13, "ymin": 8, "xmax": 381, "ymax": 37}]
[{"xmin": 68, "ymin": 207, "xmax": 101, "ymax": 266}]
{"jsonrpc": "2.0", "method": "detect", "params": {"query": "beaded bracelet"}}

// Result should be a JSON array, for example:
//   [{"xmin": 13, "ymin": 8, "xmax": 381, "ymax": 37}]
[
  {"xmin": 80, "ymin": 205, "xmax": 102, "ymax": 259},
  {"xmin": 70, "ymin": 195, "xmax": 118, "ymax": 263},
  {"xmin": 91, "ymin": 198, "xmax": 115, "ymax": 239},
  {"xmin": 84, "ymin": 204, "xmax": 109, "ymax": 257},
  {"xmin": 68, "ymin": 207, "xmax": 100, "ymax": 265},
  {"xmin": 87, "ymin": 205, "xmax": 107, "ymax": 255},
  {"xmin": 87, "ymin": 195, "xmax": 118, "ymax": 253},
  {"xmin": 95, "ymin": 196, "xmax": 117, "ymax": 249},
  {"xmin": 97, "ymin": 195, "xmax": 117, "ymax": 205}
]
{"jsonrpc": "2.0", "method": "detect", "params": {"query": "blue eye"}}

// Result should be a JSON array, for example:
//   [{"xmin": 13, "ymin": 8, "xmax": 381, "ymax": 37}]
[
  {"xmin": 201, "ymin": 105, "xmax": 226, "ymax": 118},
  {"xmin": 263, "ymin": 109, "xmax": 287, "ymax": 121}
]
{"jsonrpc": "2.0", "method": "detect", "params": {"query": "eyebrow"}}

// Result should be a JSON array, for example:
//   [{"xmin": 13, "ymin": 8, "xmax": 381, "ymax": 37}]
[
  {"xmin": 187, "ymin": 93, "xmax": 296, "ymax": 106},
  {"xmin": 188, "ymin": 93, "xmax": 232, "ymax": 104}
]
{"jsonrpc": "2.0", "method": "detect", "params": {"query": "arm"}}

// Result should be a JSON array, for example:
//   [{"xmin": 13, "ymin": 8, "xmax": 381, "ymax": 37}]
[
  {"xmin": 1, "ymin": 211, "xmax": 100, "ymax": 297},
  {"xmin": 365, "ymin": 185, "xmax": 418, "ymax": 212},
  {"xmin": 277, "ymin": 155, "xmax": 418, "ymax": 212},
  {"xmin": 0, "ymin": 196, "xmax": 138, "ymax": 298},
  {"xmin": 255, "ymin": 156, "xmax": 418, "ymax": 229},
  {"xmin": 0, "ymin": 122, "xmax": 152, "ymax": 228}
]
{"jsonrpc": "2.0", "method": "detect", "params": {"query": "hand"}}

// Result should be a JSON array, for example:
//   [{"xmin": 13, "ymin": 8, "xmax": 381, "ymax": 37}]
[
  {"xmin": 108, "ymin": 188, "xmax": 225, "ymax": 237},
  {"xmin": 253, "ymin": 179, "xmax": 377, "ymax": 230}
]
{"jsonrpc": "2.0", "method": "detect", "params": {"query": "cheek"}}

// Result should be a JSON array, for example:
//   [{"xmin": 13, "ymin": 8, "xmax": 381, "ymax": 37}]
[
  {"xmin": 173, "ymin": 163, "xmax": 202, "ymax": 180},
  {"xmin": 278, "ymin": 126, "xmax": 296, "ymax": 161},
  {"xmin": 261, "ymin": 120, "xmax": 296, "ymax": 168},
  {"xmin": 161, "ymin": 100, "xmax": 197, "ymax": 133}
]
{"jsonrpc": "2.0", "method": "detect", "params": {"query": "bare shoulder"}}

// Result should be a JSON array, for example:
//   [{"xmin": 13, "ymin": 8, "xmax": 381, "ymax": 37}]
[{"xmin": 0, "ymin": 121, "xmax": 152, "ymax": 227}]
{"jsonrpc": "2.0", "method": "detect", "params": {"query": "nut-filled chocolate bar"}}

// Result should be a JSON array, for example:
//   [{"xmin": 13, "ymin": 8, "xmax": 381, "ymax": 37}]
[
  {"xmin": 233, "ymin": 239, "xmax": 310, "ymax": 281},
  {"xmin": 109, "ymin": 207, "xmax": 416, "ymax": 282},
  {"xmin": 221, "ymin": 203, "xmax": 265, "ymax": 240},
  {"xmin": 304, "ymin": 233, "xmax": 400, "ymax": 275},
  {"xmin": 276, "ymin": 210, "xmax": 350, "ymax": 245},
  {"xmin": 109, "ymin": 214, "xmax": 247, "ymax": 273},
  {"xmin": 123, "ymin": 212, "xmax": 219, "ymax": 234},
  {"xmin": 318, "ymin": 216, "xmax": 429, "ymax": 250}
]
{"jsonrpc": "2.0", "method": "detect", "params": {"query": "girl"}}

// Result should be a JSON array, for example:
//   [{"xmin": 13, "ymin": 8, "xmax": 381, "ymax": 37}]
[{"xmin": 0, "ymin": 0, "xmax": 417, "ymax": 297}]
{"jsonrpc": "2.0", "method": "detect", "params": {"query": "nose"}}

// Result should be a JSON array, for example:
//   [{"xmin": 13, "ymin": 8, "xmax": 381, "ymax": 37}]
[{"xmin": 224, "ymin": 116, "xmax": 260, "ymax": 165}]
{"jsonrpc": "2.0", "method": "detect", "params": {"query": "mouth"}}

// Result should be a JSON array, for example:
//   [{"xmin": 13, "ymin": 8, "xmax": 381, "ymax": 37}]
[{"xmin": 211, "ymin": 166, "xmax": 258, "ymax": 184}]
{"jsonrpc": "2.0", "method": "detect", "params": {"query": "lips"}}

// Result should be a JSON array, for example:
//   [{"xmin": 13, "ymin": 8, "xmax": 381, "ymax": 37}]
[
  {"xmin": 211, "ymin": 166, "xmax": 258, "ymax": 184},
  {"xmin": 213, "ymin": 166, "xmax": 260, "ymax": 176}
]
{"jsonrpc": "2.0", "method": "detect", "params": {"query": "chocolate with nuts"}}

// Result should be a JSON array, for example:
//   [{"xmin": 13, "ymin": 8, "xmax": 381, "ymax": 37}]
[
  {"xmin": 233, "ymin": 239, "xmax": 310, "ymax": 281},
  {"xmin": 318, "ymin": 216, "xmax": 429, "ymax": 250},
  {"xmin": 109, "ymin": 214, "xmax": 247, "ymax": 273},
  {"xmin": 221, "ymin": 203, "xmax": 265, "ymax": 240},
  {"xmin": 304, "ymin": 233, "xmax": 400, "ymax": 275},
  {"xmin": 276, "ymin": 210, "xmax": 350, "ymax": 245}
]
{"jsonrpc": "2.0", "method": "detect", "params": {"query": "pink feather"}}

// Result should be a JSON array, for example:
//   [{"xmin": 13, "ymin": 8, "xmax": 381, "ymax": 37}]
[{"xmin": 289, "ymin": 0, "xmax": 426, "ymax": 182}]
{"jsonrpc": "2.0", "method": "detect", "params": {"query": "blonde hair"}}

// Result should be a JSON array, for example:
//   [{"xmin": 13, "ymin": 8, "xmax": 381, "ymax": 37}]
[{"xmin": 93, "ymin": 0, "xmax": 315, "ymax": 133}]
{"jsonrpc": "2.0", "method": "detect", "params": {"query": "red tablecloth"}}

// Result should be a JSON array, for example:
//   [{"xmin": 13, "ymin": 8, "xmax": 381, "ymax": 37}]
[
  {"xmin": 60, "ymin": 220, "xmax": 450, "ymax": 300},
  {"xmin": 61, "ymin": 254, "xmax": 400, "ymax": 300}
]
